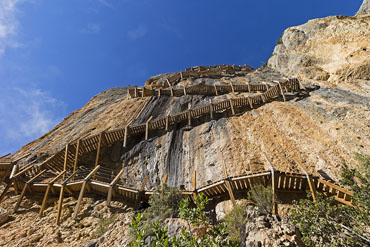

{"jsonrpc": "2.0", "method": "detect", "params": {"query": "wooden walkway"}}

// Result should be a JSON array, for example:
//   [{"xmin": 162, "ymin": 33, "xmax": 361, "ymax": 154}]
[
  {"xmin": 6, "ymin": 78, "xmax": 301, "ymax": 184},
  {"xmin": 129, "ymin": 81, "xmax": 276, "ymax": 98},
  {"xmin": 145, "ymin": 65, "xmax": 253, "ymax": 88},
  {"xmin": 0, "ymin": 158, "xmax": 353, "ymax": 225}
]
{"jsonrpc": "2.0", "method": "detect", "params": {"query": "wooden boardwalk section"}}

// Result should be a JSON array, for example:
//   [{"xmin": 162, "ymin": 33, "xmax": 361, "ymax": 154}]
[
  {"xmin": 145, "ymin": 65, "xmax": 253, "ymax": 88},
  {"xmin": 8, "ymin": 78, "xmax": 301, "ymax": 183},
  {"xmin": 1, "ymin": 161, "xmax": 353, "ymax": 224}
]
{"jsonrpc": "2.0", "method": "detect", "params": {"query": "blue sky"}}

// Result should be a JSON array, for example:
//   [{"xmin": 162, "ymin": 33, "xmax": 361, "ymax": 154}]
[{"xmin": 0, "ymin": 0, "xmax": 362, "ymax": 155}]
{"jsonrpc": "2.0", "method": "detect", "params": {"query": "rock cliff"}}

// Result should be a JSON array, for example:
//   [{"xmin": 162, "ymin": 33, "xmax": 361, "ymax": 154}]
[
  {"xmin": 0, "ymin": 4, "xmax": 369, "ymax": 247},
  {"xmin": 357, "ymin": 0, "xmax": 370, "ymax": 15}
]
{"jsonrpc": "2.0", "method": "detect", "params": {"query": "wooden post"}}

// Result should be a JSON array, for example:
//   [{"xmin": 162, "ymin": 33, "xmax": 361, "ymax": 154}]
[
  {"xmin": 222, "ymin": 161, "xmax": 236, "ymax": 207},
  {"xmin": 263, "ymin": 82, "xmax": 269, "ymax": 91},
  {"xmin": 263, "ymin": 153, "xmax": 278, "ymax": 214},
  {"xmin": 183, "ymin": 87, "xmax": 187, "ymax": 96},
  {"xmin": 213, "ymin": 85, "xmax": 218, "ymax": 96},
  {"xmin": 294, "ymin": 158, "xmax": 317, "ymax": 202},
  {"xmin": 123, "ymin": 125, "xmax": 128, "ymax": 148},
  {"xmin": 187, "ymin": 104, "xmax": 192, "ymax": 127},
  {"xmin": 63, "ymin": 144, "xmax": 69, "ymax": 178},
  {"xmin": 73, "ymin": 166, "xmax": 100, "ymax": 219},
  {"xmin": 160, "ymin": 173, "xmax": 168, "ymax": 198},
  {"xmin": 55, "ymin": 186, "xmax": 65, "ymax": 224},
  {"xmin": 136, "ymin": 175, "xmax": 149, "ymax": 204},
  {"xmin": 0, "ymin": 153, "xmax": 11, "ymax": 159},
  {"xmin": 229, "ymin": 99, "xmax": 235, "ymax": 115},
  {"xmin": 192, "ymin": 171, "xmax": 197, "ymax": 200},
  {"xmin": 247, "ymin": 81, "xmax": 251, "ymax": 93},
  {"xmin": 95, "ymin": 133, "xmax": 103, "ymax": 168},
  {"xmin": 247, "ymin": 96, "xmax": 253, "ymax": 109},
  {"xmin": 277, "ymin": 82, "xmax": 286, "ymax": 102},
  {"xmin": 165, "ymin": 115, "xmax": 169, "ymax": 131},
  {"xmin": 55, "ymin": 171, "xmax": 76, "ymax": 224},
  {"xmin": 14, "ymin": 169, "xmax": 46, "ymax": 212},
  {"xmin": 229, "ymin": 81, "xmax": 235, "ymax": 93},
  {"xmin": 209, "ymin": 99, "xmax": 214, "ymax": 119},
  {"xmin": 260, "ymin": 94, "xmax": 266, "ymax": 103},
  {"xmin": 0, "ymin": 181, "xmax": 13, "ymax": 203},
  {"xmin": 13, "ymin": 184, "xmax": 28, "ymax": 213},
  {"xmin": 170, "ymin": 87, "xmax": 174, "ymax": 97},
  {"xmin": 134, "ymin": 87, "xmax": 138, "ymax": 98},
  {"xmin": 107, "ymin": 169, "xmax": 124, "ymax": 206},
  {"xmin": 73, "ymin": 139, "xmax": 80, "ymax": 174},
  {"xmin": 39, "ymin": 171, "xmax": 66, "ymax": 217},
  {"xmin": 145, "ymin": 116, "xmax": 153, "ymax": 141}
]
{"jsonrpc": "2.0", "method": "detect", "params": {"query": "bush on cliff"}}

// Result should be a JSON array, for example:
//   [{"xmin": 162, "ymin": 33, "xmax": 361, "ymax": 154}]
[
  {"xmin": 129, "ymin": 192, "xmax": 239, "ymax": 247},
  {"xmin": 290, "ymin": 153, "xmax": 370, "ymax": 247}
]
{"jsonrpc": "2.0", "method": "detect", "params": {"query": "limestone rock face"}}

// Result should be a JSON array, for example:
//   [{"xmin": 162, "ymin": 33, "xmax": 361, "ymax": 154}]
[
  {"xmin": 268, "ymin": 15, "xmax": 370, "ymax": 83},
  {"xmin": 241, "ymin": 205, "xmax": 302, "ymax": 247},
  {"xmin": 357, "ymin": 0, "xmax": 370, "ymax": 15}
]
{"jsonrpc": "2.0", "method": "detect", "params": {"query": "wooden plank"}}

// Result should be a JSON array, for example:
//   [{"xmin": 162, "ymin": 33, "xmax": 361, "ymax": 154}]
[
  {"xmin": 229, "ymin": 99, "xmax": 235, "ymax": 115},
  {"xmin": 13, "ymin": 165, "xmax": 34, "ymax": 179},
  {"xmin": 247, "ymin": 96, "xmax": 253, "ymax": 108},
  {"xmin": 229, "ymin": 81, "xmax": 235, "ymax": 93},
  {"xmin": 107, "ymin": 169, "xmax": 124, "ymax": 206},
  {"xmin": 187, "ymin": 104, "xmax": 192, "ymax": 127},
  {"xmin": 63, "ymin": 144, "xmax": 69, "ymax": 178},
  {"xmin": 71, "ymin": 168, "xmax": 99, "ymax": 219},
  {"xmin": 13, "ymin": 184, "xmax": 28, "ymax": 212},
  {"xmin": 278, "ymin": 82, "xmax": 286, "ymax": 102},
  {"xmin": 39, "ymin": 171, "xmax": 66, "ymax": 217},
  {"xmin": 294, "ymin": 158, "xmax": 316, "ymax": 202},
  {"xmin": 145, "ymin": 116, "xmax": 153, "ymax": 141},
  {"xmin": 95, "ymin": 133, "xmax": 103, "ymax": 168},
  {"xmin": 162, "ymin": 173, "xmax": 168, "ymax": 184},
  {"xmin": 72, "ymin": 180, "xmax": 87, "ymax": 219},
  {"xmin": 0, "ymin": 181, "xmax": 12, "ymax": 203},
  {"xmin": 136, "ymin": 175, "xmax": 149, "ymax": 204},
  {"xmin": 55, "ymin": 186, "xmax": 65, "ymax": 224},
  {"xmin": 263, "ymin": 153, "xmax": 278, "ymax": 214},
  {"xmin": 123, "ymin": 125, "xmax": 128, "ymax": 148},
  {"xmin": 140, "ymin": 175, "xmax": 149, "ymax": 191},
  {"xmin": 214, "ymin": 85, "xmax": 218, "ymax": 96},
  {"xmin": 0, "ymin": 153, "xmax": 11, "ymax": 159},
  {"xmin": 222, "ymin": 160, "xmax": 236, "ymax": 207},
  {"xmin": 73, "ymin": 140, "xmax": 80, "ymax": 174}
]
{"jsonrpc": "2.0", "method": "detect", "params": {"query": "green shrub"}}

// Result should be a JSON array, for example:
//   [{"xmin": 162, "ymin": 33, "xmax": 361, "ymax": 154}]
[
  {"xmin": 129, "ymin": 192, "xmax": 240, "ymax": 246},
  {"xmin": 247, "ymin": 185, "xmax": 274, "ymax": 215},
  {"xmin": 92, "ymin": 214, "xmax": 117, "ymax": 239},
  {"xmin": 276, "ymin": 35, "xmax": 283, "ymax": 45},
  {"xmin": 290, "ymin": 153, "xmax": 370, "ymax": 247},
  {"xmin": 222, "ymin": 205, "xmax": 246, "ymax": 242},
  {"xmin": 141, "ymin": 184, "xmax": 182, "ymax": 235}
]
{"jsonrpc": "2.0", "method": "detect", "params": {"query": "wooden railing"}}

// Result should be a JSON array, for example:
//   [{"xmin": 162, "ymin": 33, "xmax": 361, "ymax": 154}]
[
  {"xmin": 1, "ymin": 164, "xmax": 353, "ymax": 224},
  {"xmin": 145, "ymin": 64, "xmax": 253, "ymax": 88},
  {"xmin": 11, "ymin": 79, "xmax": 300, "ymax": 180}
]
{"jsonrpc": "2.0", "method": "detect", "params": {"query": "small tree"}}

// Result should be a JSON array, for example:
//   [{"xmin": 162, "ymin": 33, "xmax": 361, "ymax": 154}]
[
  {"xmin": 290, "ymin": 153, "xmax": 370, "ymax": 247},
  {"xmin": 222, "ymin": 205, "xmax": 246, "ymax": 242},
  {"xmin": 129, "ymin": 192, "xmax": 240, "ymax": 247},
  {"xmin": 247, "ymin": 185, "xmax": 274, "ymax": 215},
  {"xmin": 141, "ymin": 184, "xmax": 182, "ymax": 234}
]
